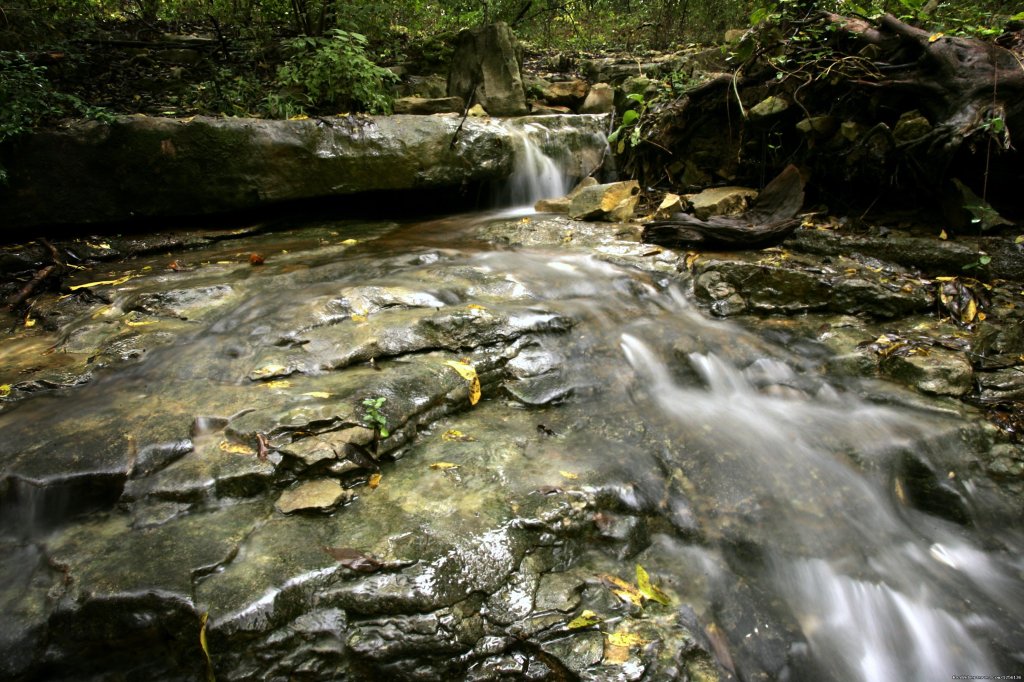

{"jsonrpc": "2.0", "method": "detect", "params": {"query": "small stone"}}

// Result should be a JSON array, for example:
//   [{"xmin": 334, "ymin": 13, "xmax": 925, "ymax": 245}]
[
  {"xmin": 985, "ymin": 444, "xmax": 1024, "ymax": 480},
  {"xmin": 540, "ymin": 79, "xmax": 588, "ymax": 106},
  {"xmin": 275, "ymin": 478, "xmax": 348, "ymax": 514},
  {"xmin": 579, "ymin": 83, "xmax": 614, "ymax": 115},
  {"xmin": 567, "ymin": 180, "xmax": 640, "ymax": 222},
  {"xmin": 839, "ymin": 120, "xmax": 866, "ymax": 142},
  {"xmin": 795, "ymin": 115, "xmax": 838, "ymax": 138},
  {"xmin": 688, "ymin": 186, "xmax": 758, "ymax": 220},
  {"xmin": 653, "ymin": 192, "xmax": 683, "ymax": 219},
  {"xmin": 748, "ymin": 95, "xmax": 789, "ymax": 119},
  {"xmin": 535, "ymin": 177, "xmax": 597, "ymax": 213},
  {"xmin": 894, "ymin": 110, "xmax": 932, "ymax": 142}
]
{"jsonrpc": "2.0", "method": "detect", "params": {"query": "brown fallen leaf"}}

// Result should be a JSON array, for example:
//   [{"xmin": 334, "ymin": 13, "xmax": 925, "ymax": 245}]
[
  {"xmin": 323, "ymin": 547, "xmax": 386, "ymax": 572},
  {"xmin": 249, "ymin": 253, "xmax": 266, "ymax": 266}
]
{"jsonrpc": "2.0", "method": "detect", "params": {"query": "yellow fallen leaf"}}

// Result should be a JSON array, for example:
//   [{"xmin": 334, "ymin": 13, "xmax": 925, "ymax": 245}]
[
  {"xmin": 86, "ymin": 241, "xmax": 112, "ymax": 249},
  {"xmin": 607, "ymin": 630, "xmax": 651, "ymax": 647},
  {"xmin": 220, "ymin": 441, "xmax": 256, "ymax": 455},
  {"xmin": 938, "ymin": 229, "xmax": 948, "ymax": 240},
  {"xmin": 251, "ymin": 364, "xmax": 288, "ymax": 379},
  {"xmin": 289, "ymin": 113, "xmax": 309, "ymax": 120},
  {"xmin": 430, "ymin": 462, "xmax": 459, "ymax": 470},
  {"xmin": 368, "ymin": 472, "xmax": 382, "ymax": 489},
  {"xmin": 124, "ymin": 318, "xmax": 155, "ymax": 327},
  {"xmin": 636, "ymin": 564, "xmax": 671, "ymax": 605},
  {"xmin": 444, "ymin": 360, "xmax": 481, "ymax": 406},
  {"xmin": 199, "ymin": 612, "xmax": 214, "ymax": 682},
  {"xmin": 685, "ymin": 252, "xmax": 700, "ymax": 270},
  {"xmin": 341, "ymin": 239, "xmax": 358, "ymax": 245},
  {"xmin": 1015, "ymin": 235, "xmax": 1024, "ymax": 244},
  {"xmin": 977, "ymin": 311, "xmax": 986, "ymax": 322},
  {"xmin": 302, "ymin": 391, "xmax": 332, "ymax": 399},
  {"xmin": 934, "ymin": 276, "xmax": 957, "ymax": 282},
  {"xmin": 467, "ymin": 304, "xmax": 487, "ymax": 311},
  {"xmin": 928, "ymin": 31, "xmax": 945, "ymax": 42},
  {"xmin": 262, "ymin": 380, "xmax": 292, "ymax": 389},
  {"xmin": 560, "ymin": 471, "xmax": 578, "ymax": 480},
  {"xmin": 600, "ymin": 574, "xmax": 644, "ymax": 607},
  {"xmin": 24, "ymin": 316, "xmax": 36, "ymax": 328},
  {"xmin": 567, "ymin": 609, "xmax": 603, "ymax": 629},
  {"xmin": 963, "ymin": 298, "xmax": 978, "ymax": 324},
  {"xmin": 442, "ymin": 429, "xmax": 476, "ymax": 442},
  {"xmin": 0, "ymin": 384, "xmax": 11, "ymax": 398},
  {"xmin": 68, "ymin": 273, "xmax": 137, "ymax": 291},
  {"xmin": 351, "ymin": 314, "xmax": 367, "ymax": 323}
]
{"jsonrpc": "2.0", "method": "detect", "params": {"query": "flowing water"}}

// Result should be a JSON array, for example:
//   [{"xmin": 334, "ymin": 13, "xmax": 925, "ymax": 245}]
[{"xmin": 0, "ymin": 124, "xmax": 1022, "ymax": 681}]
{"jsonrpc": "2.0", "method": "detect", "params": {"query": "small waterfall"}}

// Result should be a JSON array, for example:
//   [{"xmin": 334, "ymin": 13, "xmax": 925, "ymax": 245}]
[
  {"xmin": 502, "ymin": 122, "xmax": 569, "ymax": 206},
  {"xmin": 495, "ymin": 118, "xmax": 610, "ymax": 208}
]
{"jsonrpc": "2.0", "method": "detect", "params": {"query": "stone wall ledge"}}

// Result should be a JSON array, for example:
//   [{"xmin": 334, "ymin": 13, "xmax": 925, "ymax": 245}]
[{"xmin": 0, "ymin": 113, "xmax": 609, "ymax": 229}]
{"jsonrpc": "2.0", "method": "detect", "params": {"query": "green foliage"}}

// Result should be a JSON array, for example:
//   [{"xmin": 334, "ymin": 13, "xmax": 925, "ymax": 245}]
[
  {"xmin": 185, "ymin": 67, "xmax": 267, "ymax": 117},
  {"xmin": 362, "ymin": 396, "xmax": 390, "ymax": 439},
  {"xmin": 749, "ymin": 0, "xmax": 1022, "ymax": 39},
  {"xmin": 608, "ymin": 93, "xmax": 648, "ymax": 154},
  {"xmin": 0, "ymin": 50, "xmax": 112, "ymax": 182},
  {"xmin": 962, "ymin": 254, "xmax": 992, "ymax": 271},
  {"xmin": 273, "ymin": 29, "xmax": 397, "ymax": 116}
]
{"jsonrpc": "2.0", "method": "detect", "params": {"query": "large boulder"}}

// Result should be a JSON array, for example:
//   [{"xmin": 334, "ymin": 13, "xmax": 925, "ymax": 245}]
[
  {"xmin": 0, "ymin": 113, "xmax": 610, "ymax": 229},
  {"xmin": 447, "ymin": 22, "xmax": 529, "ymax": 117}
]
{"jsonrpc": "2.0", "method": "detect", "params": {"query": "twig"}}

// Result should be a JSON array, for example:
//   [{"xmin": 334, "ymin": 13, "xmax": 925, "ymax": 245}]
[
  {"xmin": 449, "ymin": 80, "xmax": 477, "ymax": 150},
  {"xmin": 3, "ymin": 265, "xmax": 59, "ymax": 314},
  {"xmin": 2, "ymin": 238, "xmax": 65, "ymax": 314}
]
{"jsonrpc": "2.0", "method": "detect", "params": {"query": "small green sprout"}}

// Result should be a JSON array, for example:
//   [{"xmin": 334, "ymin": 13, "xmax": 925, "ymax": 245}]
[{"xmin": 361, "ymin": 396, "xmax": 389, "ymax": 438}]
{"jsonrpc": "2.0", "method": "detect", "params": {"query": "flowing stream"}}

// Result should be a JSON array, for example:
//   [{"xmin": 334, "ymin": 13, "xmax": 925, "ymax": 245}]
[{"xmin": 0, "ymin": 123, "xmax": 1022, "ymax": 681}]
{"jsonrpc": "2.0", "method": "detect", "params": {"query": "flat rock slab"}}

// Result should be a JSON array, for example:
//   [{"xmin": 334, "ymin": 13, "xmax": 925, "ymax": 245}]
[
  {"xmin": 0, "ymin": 113, "xmax": 609, "ymax": 229},
  {"xmin": 276, "ymin": 478, "xmax": 349, "ymax": 513}
]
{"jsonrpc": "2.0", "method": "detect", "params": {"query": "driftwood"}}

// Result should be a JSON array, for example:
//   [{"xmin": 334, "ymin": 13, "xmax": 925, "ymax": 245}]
[
  {"xmin": 2, "ymin": 239, "xmax": 64, "ymax": 314},
  {"xmin": 642, "ymin": 164, "xmax": 806, "ymax": 250}
]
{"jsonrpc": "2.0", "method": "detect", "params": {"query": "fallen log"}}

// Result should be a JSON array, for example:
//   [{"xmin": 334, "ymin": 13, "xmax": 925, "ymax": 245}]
[{"xmin": 642, "ymin": 164, "xmax": 806, "ymax": 249}]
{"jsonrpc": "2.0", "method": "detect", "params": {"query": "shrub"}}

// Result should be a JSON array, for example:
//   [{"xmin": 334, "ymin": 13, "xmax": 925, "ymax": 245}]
[{"xmin": 273, "ymin": 29, "xmax": 397, "ymax": 116}]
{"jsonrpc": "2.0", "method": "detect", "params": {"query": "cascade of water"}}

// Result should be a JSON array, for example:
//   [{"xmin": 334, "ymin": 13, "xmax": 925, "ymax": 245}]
[
  {"xmin": 499, "ymin": 122, "xmax": 571, "ymax": 206},
  {"xmin": 618, "ymin": 328, "xmax": 1022, "ymax": 681}
]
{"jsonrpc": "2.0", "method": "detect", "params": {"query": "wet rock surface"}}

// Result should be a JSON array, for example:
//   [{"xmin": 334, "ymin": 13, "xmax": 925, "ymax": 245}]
[{"xmin": 1, "ymin": 212, "xmax": 1022, "ymax": 680}]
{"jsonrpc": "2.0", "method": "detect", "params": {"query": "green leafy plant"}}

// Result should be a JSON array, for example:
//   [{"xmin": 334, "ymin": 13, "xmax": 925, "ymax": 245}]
[
  {"xmin": 962, "ymin": 254, "xmax": 991, "ymax": 272},
  {"xmin": 361, "ymin": 396, "xmax": 390, "ymax": 438},
  {"xmin": 273, "ymin": 29, "xmax": 397, "ymax": 116},
  {"xmin": 0, "ymin": 50, "xmax": 112, "ymax": 183},
  {"xmin": 608, "ymin": 93, "xmax": 648, "ymax": 154}
]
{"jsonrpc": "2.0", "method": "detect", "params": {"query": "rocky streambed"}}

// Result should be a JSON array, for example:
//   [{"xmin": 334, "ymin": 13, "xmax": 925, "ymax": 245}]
[{"xmin": 1, "ymin": 210, "xmax": 1023, "ymax": 681}]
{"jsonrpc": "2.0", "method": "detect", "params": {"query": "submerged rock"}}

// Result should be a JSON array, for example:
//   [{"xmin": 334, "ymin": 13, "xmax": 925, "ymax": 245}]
[
  {"xmin": 276, "ymin": 478, "xmax": 350, "ymax": 513},
  {"xmin": 1, "ymin": 210, "xmax": 1021, "ymax": 681}
]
